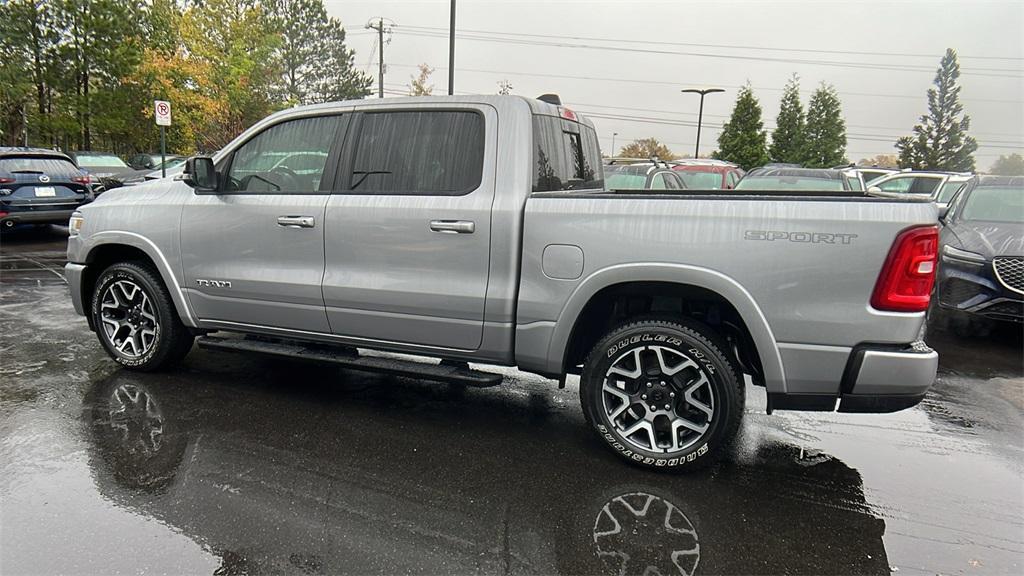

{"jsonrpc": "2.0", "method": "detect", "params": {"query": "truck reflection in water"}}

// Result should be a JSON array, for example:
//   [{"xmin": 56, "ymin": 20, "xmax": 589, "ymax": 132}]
[{"xmin": 83, "ymin": 366, "xmax": 889, "ymax": 575}]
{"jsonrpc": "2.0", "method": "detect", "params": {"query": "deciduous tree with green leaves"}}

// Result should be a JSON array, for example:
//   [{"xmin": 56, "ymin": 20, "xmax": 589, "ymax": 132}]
[
  {"xmin": 896, "ymin": 49, "xmax": 978, "ymax": 171},
  {"xmin": 619, "ymin": 138, "xmax": 677, "ymax": 160},
  {"xmin": 769, "ymin": 74, "xmax": 805, "ymax": 164},
  {"xmin": 990, "ymin": 153, "xmax": 1024, "ymax": 175},
  {"xmin": 802, "ymin": 83, "xmax": 847, "ymax": 168},
  {"xmin": 714, "ymin": 84, "xmax": 768, "ymax": 170}
]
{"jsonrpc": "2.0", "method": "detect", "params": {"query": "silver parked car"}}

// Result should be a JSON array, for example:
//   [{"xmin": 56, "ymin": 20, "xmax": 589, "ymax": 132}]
[{"xmin": 867, "ymin": 171, "xmax": 972, "ymax": 210}]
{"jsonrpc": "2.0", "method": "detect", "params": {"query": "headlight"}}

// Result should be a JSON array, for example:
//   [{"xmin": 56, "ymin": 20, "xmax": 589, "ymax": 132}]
[
  {"xmin": 68, "ymin": 213, "xmax": 84, "ymax": 237},
  {"xmin": 941, "ymin": 244, "xmax": 986, "ymax": 264}
]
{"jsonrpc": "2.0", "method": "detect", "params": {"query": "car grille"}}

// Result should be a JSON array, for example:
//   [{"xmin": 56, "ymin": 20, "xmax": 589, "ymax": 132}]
[
  {"xmin": 993, "ymin": 257, "xmax": 1024, "ymax": 294},
  {"xmin": 940, "ymin": 278, "xmax": 983, "ymax": 305}
]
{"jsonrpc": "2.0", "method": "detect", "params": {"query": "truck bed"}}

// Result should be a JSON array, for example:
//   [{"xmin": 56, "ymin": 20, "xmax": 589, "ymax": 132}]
[{"xmin": 515, "ymin": 191, "xmax": 939, "ymax": 397}]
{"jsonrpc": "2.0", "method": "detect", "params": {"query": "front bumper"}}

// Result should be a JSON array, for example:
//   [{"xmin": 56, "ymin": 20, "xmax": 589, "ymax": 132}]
[
  {"xmin": 938, "ymin": 256, "xmax": 1024, "ymax": 323},
  {"xmin": 769, "ymin": 342, "xmax": 938, "ymax": 414}
]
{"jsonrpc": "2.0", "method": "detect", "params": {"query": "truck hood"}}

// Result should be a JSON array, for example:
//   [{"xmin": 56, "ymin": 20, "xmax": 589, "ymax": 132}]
[{"xmin": 947, "ymin": 220, "xmax": 1024, "ymax": 258}]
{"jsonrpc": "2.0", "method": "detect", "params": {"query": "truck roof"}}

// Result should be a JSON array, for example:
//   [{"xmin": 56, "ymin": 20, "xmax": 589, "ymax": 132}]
[{"xmin": 263, "ymin": 94, "xmax": 594, "ymax": 129}]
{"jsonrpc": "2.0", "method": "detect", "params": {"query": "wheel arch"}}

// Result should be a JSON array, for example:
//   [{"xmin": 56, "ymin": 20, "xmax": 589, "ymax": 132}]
[
  {"xmin": 551, "ymin": 264, "xmax": 786, "ymax": 393},
  {"xmin": 82, "ymin": 232, "xmax": 196, "ymax": 328}
]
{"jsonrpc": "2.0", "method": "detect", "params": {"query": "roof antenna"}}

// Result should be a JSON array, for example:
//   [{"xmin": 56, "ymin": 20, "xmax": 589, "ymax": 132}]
[{"xmin": 537, "ymin": 94, "xmax": 561, "ymax": 105}]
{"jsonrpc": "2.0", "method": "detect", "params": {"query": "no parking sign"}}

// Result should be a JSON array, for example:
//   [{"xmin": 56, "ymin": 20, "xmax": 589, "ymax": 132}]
[{"xmin": 154, "ymin": 100, "xmax": 171, "ymax": 126}]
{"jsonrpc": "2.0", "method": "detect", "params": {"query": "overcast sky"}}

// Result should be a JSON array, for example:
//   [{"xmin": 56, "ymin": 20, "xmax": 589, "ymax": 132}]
[{"xmin": 326, "ymin": 0, "xmax": 1023, "ymax": 168}]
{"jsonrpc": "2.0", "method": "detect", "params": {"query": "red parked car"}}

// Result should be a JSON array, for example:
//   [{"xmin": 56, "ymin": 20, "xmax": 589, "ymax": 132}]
[{"xmin": 670, "ymin": 159, "xmax": 745, "ymax": 190}]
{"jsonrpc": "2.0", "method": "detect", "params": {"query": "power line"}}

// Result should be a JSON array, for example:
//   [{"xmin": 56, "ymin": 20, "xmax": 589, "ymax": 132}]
[
  {"xmin": 394, "ymin": 28, "xmax": 1023, "ymax": 78},
  {"xmin": 399, "ymin": 24, "xmax": 1024, "ymax": 62},
  {"xmin": 572, "ymin": 101, "xmax": 1024, "ymax": 139},
  {"xmin": 386, "ymin": 63, "xmax": 1024, "ymax": 105}
]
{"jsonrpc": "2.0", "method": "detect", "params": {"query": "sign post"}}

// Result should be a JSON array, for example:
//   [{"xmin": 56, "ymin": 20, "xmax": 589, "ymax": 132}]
[{"xmin": 154, "ymin": 100, "xmax": 172, "ymax": 177}]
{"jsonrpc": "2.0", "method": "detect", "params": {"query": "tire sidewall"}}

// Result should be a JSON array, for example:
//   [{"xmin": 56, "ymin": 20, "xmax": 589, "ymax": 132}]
[
  {"xmin": 581, "ymin": 321, "xmax": 740, "ymax": 470},
  {"xmin": 91, "ymin": 266, "xmax": 167, "ymax": 368}
]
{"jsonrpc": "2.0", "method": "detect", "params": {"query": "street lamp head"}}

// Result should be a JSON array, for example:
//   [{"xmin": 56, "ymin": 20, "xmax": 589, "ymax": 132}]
[{"xmin": 681, "ymin": 88, "xmax": 725, "ymax": 95}]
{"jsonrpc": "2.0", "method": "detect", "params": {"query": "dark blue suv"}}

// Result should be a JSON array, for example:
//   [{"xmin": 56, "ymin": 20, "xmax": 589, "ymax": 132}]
[{"xmin": 0, "ymin": 147, "xmax": 95, "ymax": 230}]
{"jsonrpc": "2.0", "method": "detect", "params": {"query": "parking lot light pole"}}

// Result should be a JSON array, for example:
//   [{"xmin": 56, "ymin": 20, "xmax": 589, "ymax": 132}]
[
  {"xmin": 448, "ymin": 0, "xmax": 456, "ymax": 95},
  {"xmin": 612, "ymin": 132, "xmax": 618, "ymax": 155},
  {"xmin": 681, "ymin": 88, "xmax": 724, "ymax": 158}
]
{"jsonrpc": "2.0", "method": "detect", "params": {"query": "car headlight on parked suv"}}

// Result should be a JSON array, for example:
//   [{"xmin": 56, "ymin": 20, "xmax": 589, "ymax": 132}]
[
  {"xmin": 941, "ymin": 244, "xmax": 986, "ymax": 265},
  {"xmin": 68, "ymin": 213, "xmax": 84, "ymax": 237}
]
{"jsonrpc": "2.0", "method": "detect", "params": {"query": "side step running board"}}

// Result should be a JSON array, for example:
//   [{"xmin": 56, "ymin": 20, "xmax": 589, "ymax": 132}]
[{"xmin": 196, "ymin": 335, "xmax": 504, "ymax": 387}]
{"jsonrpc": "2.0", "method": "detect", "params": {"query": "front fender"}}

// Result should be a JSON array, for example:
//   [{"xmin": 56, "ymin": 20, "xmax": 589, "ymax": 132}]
[
  {"xmin": 543, "ymin": 263, "xmax": 786, "ymax": 393},
  {"xmin": 79, "ymin": 231, "xmax": 197, "ymax": 327}
]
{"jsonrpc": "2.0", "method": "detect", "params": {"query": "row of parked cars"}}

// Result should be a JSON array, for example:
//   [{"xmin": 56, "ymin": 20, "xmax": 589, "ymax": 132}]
[
  {"xmin": 602, "ymin": 157, "xmax": 1023, "ymax": 331},
  {"xmin": 604, "ymin": 157, "xmax": 970, "ymax": 207},
  {"xmin": 0, "ymin": 146, "xmax": 183, "ymax": 230}
]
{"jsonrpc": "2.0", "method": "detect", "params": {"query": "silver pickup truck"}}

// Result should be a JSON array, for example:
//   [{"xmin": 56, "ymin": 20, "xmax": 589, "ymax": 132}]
[{"xmin": 66, "ymin": 95, "xmax": 940, "ymax": 470}]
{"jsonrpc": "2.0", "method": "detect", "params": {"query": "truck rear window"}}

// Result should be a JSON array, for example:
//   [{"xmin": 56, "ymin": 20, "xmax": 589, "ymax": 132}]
[{"xmin": 532, "ymin": 115, "xmax": 603, "ymax": 192}]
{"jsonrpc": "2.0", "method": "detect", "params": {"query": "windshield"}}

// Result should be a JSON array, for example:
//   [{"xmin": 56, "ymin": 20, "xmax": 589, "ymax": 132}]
[
  {"xmin": 676, "ymin": 171, "xmax": 722, "ymax": 189},
  {"xmin": 0, "ymin": 156, "xmax": 80, "ymax": 176},
  {"xmin": 735, "ymin": 175, "xmax": 846, "ymax": 191},
  {"xmin": 76, "ymin": 154, "xmax": 128, "ymax": 168},
  {"xmin": 961, "ymin": 187, "xmax": 1024, "ymax": 223},
  {"xmin": 155, "ymin": 157, "xmax": 186, "ymax": 170},
  {"xmin": 603, "ymin": 164, "xmax": 651, "ymax": 189}
]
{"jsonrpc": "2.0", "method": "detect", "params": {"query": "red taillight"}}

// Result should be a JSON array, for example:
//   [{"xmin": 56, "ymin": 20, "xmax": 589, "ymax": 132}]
[
  {"xmin": 0, "ymin": 177, "xmax": 14, "ymax": 184},
  {"xmin": 871, "ymin": 225, "xmax": 939, "ymax": 312},
  {"xmin": 559, "ymin": 106, "xmax": 577, "ymax": 121},
  {"xmin": 71, "ymin": 175, "xmax": 92, "ymax": 184}
]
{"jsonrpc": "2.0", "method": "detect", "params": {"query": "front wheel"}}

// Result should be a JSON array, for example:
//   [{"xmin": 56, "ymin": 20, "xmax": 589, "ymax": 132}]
[
  {"xmin": 580, "ymin": 318, "xmax": 744, "ymax": 471},
  {"xmin": 90, "ymin": 262, "xmax": 194, "ymax": 371}
]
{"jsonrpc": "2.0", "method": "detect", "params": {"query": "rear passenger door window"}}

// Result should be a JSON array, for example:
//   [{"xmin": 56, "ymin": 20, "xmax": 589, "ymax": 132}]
[
  {"xmin": 226, "ymin": 115, "xmax": 344, "ymax": 193},
  {"xmin": 347, "ymin": 111, "xmax": 484, "ymax": 195}
]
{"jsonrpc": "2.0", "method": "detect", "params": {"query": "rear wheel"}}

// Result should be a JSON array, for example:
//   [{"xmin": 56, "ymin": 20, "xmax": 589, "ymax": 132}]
[
  {"xmin": 90, "ymin": 262, "xmax": 193, "ymax": 371},
  {"xmin": 580, "ymin": 318, "xmax": 744, "ymax": 471}
]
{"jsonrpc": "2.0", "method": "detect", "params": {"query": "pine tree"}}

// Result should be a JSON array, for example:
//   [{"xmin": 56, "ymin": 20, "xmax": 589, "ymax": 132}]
[
  {"xmin": 714, "ymin": 84, "xmax": 768, "ymax": 170},
  {"xmin": 803, "ymin": 83, "xmax": 847, "ymax": 168},
  {"xmin": 271, "ymin": 0, "xmax": 371, "ymax": 105},
  {"xmin": 769, "ymin": 74, "xmax": 805, "ymax": 164},
  {"xmin": 895, "ymin": 49, "xmax": 978, "ymax": 171}
]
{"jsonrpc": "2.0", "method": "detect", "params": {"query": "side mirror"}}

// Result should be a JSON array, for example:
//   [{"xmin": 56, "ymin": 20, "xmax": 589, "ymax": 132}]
[
  {"xmin": 938, "ymin": 203, "xmax": 950, "ymax": 222},
  {"xmin": 183, "ymin": 156, "xmax": 217, "ymax": 192},
  {"xmin": 867, "ymin": 186, "xmax": 882, "ymax": 193}
]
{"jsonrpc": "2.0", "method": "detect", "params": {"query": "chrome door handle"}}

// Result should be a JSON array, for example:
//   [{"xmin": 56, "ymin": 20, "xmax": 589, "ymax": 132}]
[
  {"xmin": 429, "ymin": 220, "xmax": 475, "ymax": 234},
  {"xmin": 277, "ymin": 215, "xmax": 315, "ymax": 228}
]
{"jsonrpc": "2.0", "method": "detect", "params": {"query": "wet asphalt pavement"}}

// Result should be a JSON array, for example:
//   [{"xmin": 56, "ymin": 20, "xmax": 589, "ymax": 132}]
[{"xmin": 1, "ymin": 226, "xmax": 1021, "ymax": 576}]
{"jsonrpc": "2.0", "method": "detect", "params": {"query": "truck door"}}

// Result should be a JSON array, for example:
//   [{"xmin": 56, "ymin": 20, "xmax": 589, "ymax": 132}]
[
  {"xmin": 180, "ymin": 114, "xmax": 348, "ymax": 333},
  {"xmin": 321, "ymin": 105, "xmax": 496, "ymax": 350}
]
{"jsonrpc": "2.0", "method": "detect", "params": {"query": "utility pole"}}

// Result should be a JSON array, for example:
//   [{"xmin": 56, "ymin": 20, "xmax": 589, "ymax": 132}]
[
  {"xmin": 681, "ymin": 88, "xmax": 724, "ymax": 157},
  {"xmin": 612, "ymin": 132, "xmax": 618, "ymax": 155},
  {"xmin": 366, "ymin": 18, "xmax": 393, "ymax": 98},
  {"xmin": 448, "ymin": 0, "xmax": 456, "ymax": 95}
]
